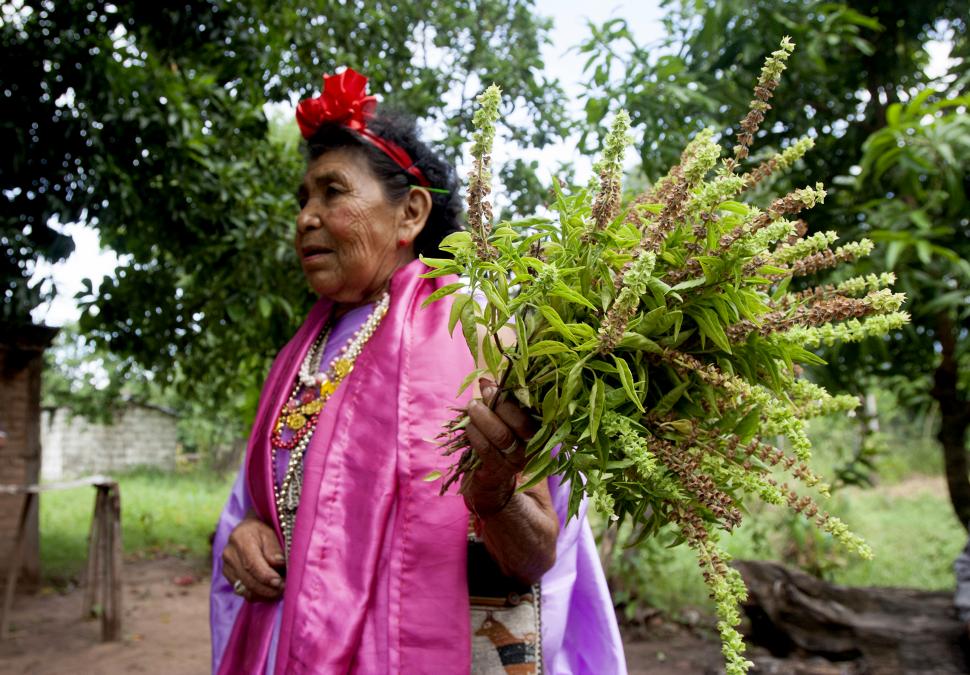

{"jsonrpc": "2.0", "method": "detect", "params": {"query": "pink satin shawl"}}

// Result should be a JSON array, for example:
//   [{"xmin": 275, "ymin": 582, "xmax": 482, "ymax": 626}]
[{"xmin": 218, "ymin": 259, "xmax": 474, "ymax": 674}]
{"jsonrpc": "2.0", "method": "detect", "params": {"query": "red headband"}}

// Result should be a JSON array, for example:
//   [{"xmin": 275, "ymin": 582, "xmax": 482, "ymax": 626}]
[{"xmin": 296, "ymin": 68, "xmax": 430, "ymax": 187}]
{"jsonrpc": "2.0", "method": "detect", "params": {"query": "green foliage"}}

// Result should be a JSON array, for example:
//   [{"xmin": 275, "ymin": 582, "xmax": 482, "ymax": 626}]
[
  {"xmin": 576, "ymin": 0, "xmax": 966, "ymax": 186},
  {"xmin": 428, "ymin": 40, "xmax": 908, "ymax": 673},
  {"xmin": 855, "ymin": 92, "xmax": 970, "ymax": 385},
  {"xmin": 41, "ymin": 324, "xmax": 144, "ymax": 425},
  {"xmin": 3, "ymin": 0, "xmax": 567, "ymax": 434},
  {"xmin": 605, "ymin": 391, "xmax": 955, "ymax": 619},
  {"xmin": 42, "ymin": 324, "xmax": 247, "ymax": 465},
  {"xmin": 40, "ymin": 468, "xmax": 233, "ymax": 581}
]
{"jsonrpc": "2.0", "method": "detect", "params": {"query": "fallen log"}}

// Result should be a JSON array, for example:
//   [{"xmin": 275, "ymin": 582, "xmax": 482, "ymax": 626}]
[{"xmin": 735, "ymin": 559, "xmax": 968, "ymax": 673}]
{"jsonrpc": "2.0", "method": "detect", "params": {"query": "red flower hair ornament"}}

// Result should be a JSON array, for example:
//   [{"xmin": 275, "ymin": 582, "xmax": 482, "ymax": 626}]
[{"xmin": 296, "ymin": 68, "xmax": 430, "ymax": 187}]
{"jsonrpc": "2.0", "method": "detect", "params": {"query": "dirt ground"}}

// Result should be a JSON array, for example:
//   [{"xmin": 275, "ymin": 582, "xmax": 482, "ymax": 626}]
[
  {"xmin": 0, "ymin": 557, "xmax": 211, "ymax": 675},
  {"xmin": 0, "ymin": 557, "xmax": 851, "ymax": 675}
]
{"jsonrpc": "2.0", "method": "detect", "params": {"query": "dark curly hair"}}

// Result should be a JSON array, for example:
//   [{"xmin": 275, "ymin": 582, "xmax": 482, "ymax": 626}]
[{"xmin": 303, "ymin": 112, "xmax": 463, "ymax": 259}]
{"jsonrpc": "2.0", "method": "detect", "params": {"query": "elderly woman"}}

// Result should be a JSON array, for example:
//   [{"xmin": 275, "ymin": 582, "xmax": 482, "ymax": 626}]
[{"xmin": 210, "ymin": 69, "xmax": 625, "ymax": 674}]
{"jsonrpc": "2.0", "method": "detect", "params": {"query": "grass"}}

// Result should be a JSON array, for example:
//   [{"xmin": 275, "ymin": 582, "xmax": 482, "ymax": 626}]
[
  {"xmin": 38, "ymin": 400, "xmax": 965, "ymax": 622},
  {"xmin": 605, "ymin": 401, "xmax": 966, "ymax": 618},
  {"xmin": 609, "ymin": 478, "xmax": 965, "ymax": 619},
  {"xmin": 40, "ymin": 467, "xmax": 235, "ymax": 582}
]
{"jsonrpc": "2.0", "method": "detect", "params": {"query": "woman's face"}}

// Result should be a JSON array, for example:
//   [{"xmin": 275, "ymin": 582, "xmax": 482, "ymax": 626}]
[{"xmin": 295, "ymin": 148, "xmax": 421, "ymax": 307}]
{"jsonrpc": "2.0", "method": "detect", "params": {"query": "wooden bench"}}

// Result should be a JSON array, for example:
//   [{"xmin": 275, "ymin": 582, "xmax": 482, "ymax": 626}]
[{"xmin": 0, "ymin": 476, "xmax": 122, "ymax": 641}]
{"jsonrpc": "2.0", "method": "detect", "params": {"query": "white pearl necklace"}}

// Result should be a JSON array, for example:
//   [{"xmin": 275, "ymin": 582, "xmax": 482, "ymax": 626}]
[{"xmin": 273, "ymin": 291, "xmax": 391, "ymax": 557}]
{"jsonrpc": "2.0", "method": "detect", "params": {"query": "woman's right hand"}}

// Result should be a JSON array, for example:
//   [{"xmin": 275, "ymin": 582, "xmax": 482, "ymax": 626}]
[{"xmin": 222, "ymin": 515, "xmax": 286, "ymax": 602}]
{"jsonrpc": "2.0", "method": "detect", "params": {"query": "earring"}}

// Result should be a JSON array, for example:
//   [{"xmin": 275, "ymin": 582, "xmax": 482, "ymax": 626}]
[{"xmin": 398, "ymin": 239, "xmax": 408, "ymax": 248}]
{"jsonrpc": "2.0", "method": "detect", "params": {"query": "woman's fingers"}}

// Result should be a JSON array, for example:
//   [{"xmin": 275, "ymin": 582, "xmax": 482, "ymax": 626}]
[
  {"xmin": 493, "ymin": 399, "xmax": 536, "ymax": 442},
  {"xmin": 223, "ymin": 519, "xmax": 285, "ymax": 601},
  {"xmin": 468, "ymin": 401, "xmax": 523, "ymax": 455},
  {"xmin": 258, "ymin": 525, "xmax": 286, "ymax": 570},
  {"xmin": 478, "ymin": 378, "xmax": 536, "ymax": 442}
]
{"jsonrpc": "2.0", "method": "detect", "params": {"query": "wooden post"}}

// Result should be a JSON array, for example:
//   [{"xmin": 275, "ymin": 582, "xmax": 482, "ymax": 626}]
[
  {"xmin": 1, "ymin": 475, "xmax": 121, "ymax": 642},
  {"xmin": 0, "ymin": 492, "xmax": 37, "ymax": 638},
  {"xmin": 80, "ymin": 488, "xmax": 104, "ymax": 619},
  {"xmin": 101, "ymin": 483, "xmax": 122, "ymax": 642}
]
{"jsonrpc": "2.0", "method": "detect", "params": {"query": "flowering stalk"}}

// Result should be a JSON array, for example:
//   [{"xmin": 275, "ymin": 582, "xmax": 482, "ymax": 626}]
[
  {"xmin": 590, "ymin": 110, "xmax": 632, "ymax": 232},
  {"xmin": 725, "ymin": 36, "xmax": 796, "ymax": 171},
  {"xmin": 467, "ymin": 85, "xmax": 501, "ymax": 260},
  {"xmin": 744, "ymin": 136, "xmax": 814, "ymax": 188}
]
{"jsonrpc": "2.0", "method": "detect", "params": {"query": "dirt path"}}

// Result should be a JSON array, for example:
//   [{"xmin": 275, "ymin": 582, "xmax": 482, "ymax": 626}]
[
  {"xmin": 0, "ymin": 557, "xmax": 210, "ymax": 674},
  {"xmin": 1, "ymin": 557, "xmax": 725, "ymax": 674},
  {"xmin": 0, "ymin": 557, "xmax": 808, "ymax": 674}
]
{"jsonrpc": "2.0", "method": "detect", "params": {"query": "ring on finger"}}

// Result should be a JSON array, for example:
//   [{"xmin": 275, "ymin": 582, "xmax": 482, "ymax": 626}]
[{"xmin": 233, "ymin": 579, "xmax": 247, "ymax": 596}]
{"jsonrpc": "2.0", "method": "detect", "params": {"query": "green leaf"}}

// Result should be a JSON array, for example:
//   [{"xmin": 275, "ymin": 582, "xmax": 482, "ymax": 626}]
[
  {"xmin": 732, "ymin": 407, "xmax": 761, "ymax": 443},
  {"xmin": 482, "ymin": 332, "xmax": 503, "ymax": 376},
  {"xmin": 618, "ymin": 332, "xmax": 663, "ymax": 353},
  {"xmin": 449, "ymin": 294, "xmax": 471, "ymax": 335},
  {"xmin": 480, "ymin": 279, "xmax": 510, "ymax": 318},
  {"xmin": 519, "ymin": 450, "xmax": 558, "ymax": 490},
  {"xmin": 589, "ymin": 376, "xmax": 605, "ymax": 442},
  {"xmin": 257, "ymin": 296, "xmax": 272, "ymax": 319},
  {"xmin": 423, "ymin": 470, "xmax": 442, "ymax": 482},
  {"xmin": 885, "ymin": 240, "xmax": 907, "ymax": 270},
  {"xmin": 551, "ymin": 281, "xmax": 598, "ymax": 310},
  {"xmin": 637, "ymin": 306, "xmax": 668, "ymax": 335},
  {"xmin": 460, "ymin": 300, "xmax": 479, "ymax": 365},
  {"xmin": 543, "ymin": 421, "xmax": 573, "ymax": 455},
  {"xmin": 542, "ymin": 386, "xmax": 560, "ymax": 425},
  {"xmin": 420, "ymin": 264, "xmax": 462, "ymax": 279},
  {"xmin": 559, "ymin": 357, "xmax": 589, "ymax": 416},
  {"xmin": 788, "ymin": 345, "xmax": 827, "ymax": 366},
  {"xmin": 538, "ymin": 305, "xmax": 572, "ymax": 339},
  {"xmin": 530, "ymin": 340, "xmax": 573, "ymax": 356},
  {"xmin": 457, "ymin": 367, "xmax": 485, "ymax": 396},
  {"xmin": 613, "ymin": 356, "xmax": 645, "ymax": 412},
  {"xmin": 671, "ymin": 277, "xmax": 707, "ymax": 291},
  {"xmin": 419, "ymin": 256, "xmax": 458, "ymax": 269},
  {"xmin": 650, "ymin": 380, "xmax": 689, "ymax": 417},
  {"xmin": 689, "ymin": 306, "xmax": 732, "ymax": 353},
  {"xmin": 515, "ymin": 313, "xmax": 529, "ymax": 362},
  {"xmin": 671, "ymin": 311, "xmax": 684, "ymax": 342},
  {"xmin": 439, "ymin": 231, "xmax": 473, "ymax": 249},
  {"xmin": 421, "ymin": 282, "xmax": 464, "ymax": 308}
]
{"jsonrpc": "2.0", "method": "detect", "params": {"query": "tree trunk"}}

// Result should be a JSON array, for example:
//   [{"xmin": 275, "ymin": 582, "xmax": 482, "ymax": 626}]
[
  {"xmin": 736, "ymin": 559, "xmax": 968, "ymax": 673},
  {"xmin": 933, "ymin": 313, "xmax": 970, "ymax": 531}
]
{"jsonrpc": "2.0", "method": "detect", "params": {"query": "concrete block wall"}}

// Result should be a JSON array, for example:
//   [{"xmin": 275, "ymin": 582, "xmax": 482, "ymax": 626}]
[{"xmin": 41, "ymin": 404, "xmax": 178, "ymax": 481}]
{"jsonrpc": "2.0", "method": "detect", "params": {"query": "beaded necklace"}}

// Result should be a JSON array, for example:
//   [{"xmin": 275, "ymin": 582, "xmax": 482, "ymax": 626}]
[{"xmin": 271, "ymin": 291, "xmax": 390, "ymax": 557}]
